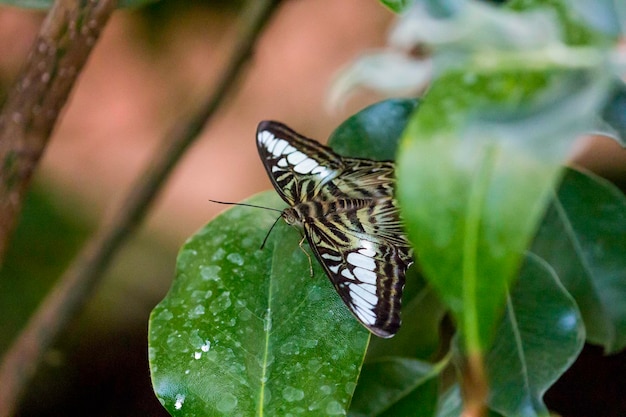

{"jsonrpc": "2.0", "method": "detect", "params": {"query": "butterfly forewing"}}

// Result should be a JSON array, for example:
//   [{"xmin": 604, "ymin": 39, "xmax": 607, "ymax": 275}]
[
  {"xmin": 257, "ymin": 121, "xmax": 396, "ymax": 203},
  {"xmin": 257, "ymin": 121, "xmax": 342, "ymax": 205},
  {"xmin": 257, "ymin": 120, "xmax": 413, "ymax": 337}
]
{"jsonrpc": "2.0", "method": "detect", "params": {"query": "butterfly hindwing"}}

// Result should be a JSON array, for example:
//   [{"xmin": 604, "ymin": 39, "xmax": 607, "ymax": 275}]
[{"xmin": 301, "ymin": 198, "xmax": 410, "ymax": 337}]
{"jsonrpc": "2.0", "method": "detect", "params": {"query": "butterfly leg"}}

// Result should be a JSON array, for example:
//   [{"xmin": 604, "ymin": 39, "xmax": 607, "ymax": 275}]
[{"xmin": 298, "ymin": 235, "xmax": 314, "ymax": 278}]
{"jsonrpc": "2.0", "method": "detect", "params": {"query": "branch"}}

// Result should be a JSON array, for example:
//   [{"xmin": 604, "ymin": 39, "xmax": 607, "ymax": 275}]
[
  {"xmin": 0, "ymin": 0, "xmax": 282, "ymax": 415},
  {"xmin": 0, "ymin": 0, "xmax": 118, "ymax": 265}
]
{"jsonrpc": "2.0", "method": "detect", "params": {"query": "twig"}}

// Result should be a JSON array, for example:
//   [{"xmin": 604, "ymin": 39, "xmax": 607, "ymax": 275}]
[
  {"xmin": 0, "ymin": 1, "xmax": 282, "ymax": 415},
  {"xmin": 0, "ymin": 0, "xmax": 118, "ymax": 265}
]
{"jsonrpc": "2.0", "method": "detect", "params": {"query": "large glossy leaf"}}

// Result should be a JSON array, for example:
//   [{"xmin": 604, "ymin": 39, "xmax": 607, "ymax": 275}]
[
  {"xmin": 149, "ymin": 192, "xmax": 370, "ymax": 416},
  {"xmin": 532, "ymin": 168, "xmax": 626, "ymax": 352},
  {"xmin": 486, "ymin": 254, "xmax": 584, "ymax": 417},
  {"xmin": 349, "ymin": 357, "xmax": 440, "ymax": 417},
  {"xmin": 328, "ymin": 98, "xmax": 419, "ymax": 161},
  {"xmin": 397, "ymin": 69, "xmax": 609, "ymax": 354}
]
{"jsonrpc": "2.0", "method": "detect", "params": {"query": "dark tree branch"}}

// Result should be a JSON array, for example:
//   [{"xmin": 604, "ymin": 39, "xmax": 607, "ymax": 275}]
[
  {"xmin": 0, "ymin": 0, "xmax": 118, "ymax": 265},
  {"xmin": 0, "ymin": 1, "xmax": 281, "ymax": 415}
]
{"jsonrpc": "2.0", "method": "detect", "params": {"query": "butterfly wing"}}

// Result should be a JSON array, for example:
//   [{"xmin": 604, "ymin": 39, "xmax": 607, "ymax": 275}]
[
  {"xmin": 257, "ymin": 121, "xmax": 398, "ymax": 204},
  {"xmin": 257, "ymin": 121, "xmax": 344, "ymax": 205},
  {"xmin": 302, "ymin": 197, "xmax": 412, "ymax": 338},
  {"xmin": 331, "ymin": 158, "xmax": 396, "ymax": 199}
]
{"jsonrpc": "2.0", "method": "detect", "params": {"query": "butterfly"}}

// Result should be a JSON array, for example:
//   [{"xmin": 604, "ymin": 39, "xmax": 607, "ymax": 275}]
[{"xmin": 256, "ymin": 120, "xmax": 413, "ymax": 338}]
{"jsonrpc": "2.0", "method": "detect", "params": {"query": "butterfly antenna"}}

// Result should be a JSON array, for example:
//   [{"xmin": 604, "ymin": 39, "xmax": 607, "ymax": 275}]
[
  {"xmin": 209, "ymin": 199, "xmax": 283, "ymax": 213},
  {"xmin": 260, "ymin": 215, "xmax": 283, "ymax": 250}
]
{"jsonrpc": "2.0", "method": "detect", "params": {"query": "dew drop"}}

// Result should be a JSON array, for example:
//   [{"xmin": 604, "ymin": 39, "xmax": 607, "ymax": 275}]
[
  {"xmin": 345, "ymin": 381, "xmax": 357, "ymax": 395},
  {"xmin": 209, "ymin": 291, "xmax": 232, "ymax": 314},
  {"xmin": 155, "ymin": 309, "xmax": 173, "ymax": 321},
  {"xmin": 174, "ymin": 393, "xmax": 185, "ymax": 410},
  {"xmin": 325, "ymin": 400, "xmax": 344, "ymax": 415},
  {"xmin": 282, "ymin": 386, "xmax": 305, "ymax": 402},
  {"xmin": 227, "ymin": 252, "xmax": 244, "ymax": 266},
  {"xmin": 188, "ymin": 305, "xmax": 205, "ymax": 319},
  {"xmin": 201, "ymin": 265, "xmax": 221, "ymax": 281},
  {"xmin": 216, "ymin": 393, "xmax": 238, "ymax": 412},
  {"xmin": 211, "ymin": 248, "xmax": 226, "ymax": 261}
]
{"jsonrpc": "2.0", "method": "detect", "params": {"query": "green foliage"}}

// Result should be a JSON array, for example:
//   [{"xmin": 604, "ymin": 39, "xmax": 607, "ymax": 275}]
[
  {"xmin": 149, "ymin": 193, "xmax": 370, "ymax": 416},
  {"xmin": 149, "ymin": 0, "xmax": 626, "ymax": 415}
]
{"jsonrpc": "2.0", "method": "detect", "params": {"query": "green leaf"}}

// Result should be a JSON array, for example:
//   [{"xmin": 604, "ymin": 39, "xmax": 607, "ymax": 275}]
[
  {"xmin": 378, "ymin": 0, "xmax": 416, "ymax": 14},
  {"xmin": 532, "ymin": 168, "xmax": 626, "ymax": 353},
  {"xmin": 328, "ymin": 98, "xmax": 419, "ymax": 161},
  {"xmin": 148, "ymin": 192, "xmax": 369, "ymax": 416},
  {"xmin": 349, "ymin": 358, "xmax": 440, "ymax": 417},
  {"xmin": 0, "ymin": 0, "xmax": 160, "ymax": 9},
  {"xmin": 397, "ymin": 69, "xmax": 610, "ymax": 354},
  {"xmin": 486, "ymin": 254, "xmax": 584, "ymax": 417},
  {"xmin": 365, "ymin": 281, "xmax": 447, "ymax": 361}
]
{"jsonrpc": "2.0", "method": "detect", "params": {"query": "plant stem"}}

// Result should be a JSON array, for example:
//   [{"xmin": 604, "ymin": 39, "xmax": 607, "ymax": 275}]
[
  {"xmin": 0, "ymin": 1, "xmax": 282, "ymax": 415},
  {"xmin": 0, "ymin": 0, "xmax": 118, "ymax": 265}
]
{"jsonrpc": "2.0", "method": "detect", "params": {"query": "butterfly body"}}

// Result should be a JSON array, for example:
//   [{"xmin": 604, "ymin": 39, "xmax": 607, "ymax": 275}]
[{"xmin": 257, "ymin": 121, "xmax": 413, "ymax": 338}]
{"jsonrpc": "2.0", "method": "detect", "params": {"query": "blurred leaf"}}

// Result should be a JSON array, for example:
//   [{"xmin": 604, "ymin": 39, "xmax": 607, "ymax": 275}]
[
  {"xmin": 149, "ymin": 192, "xmax": 370, "ymax": 416},
  {"xmin": 0, "ymin": 0, "xmax": 161, "ymax": 9},
  {"xmin": 397, "ymin": 69, "xmax": 609, "ymax": 355},
  {"xmin": 378, "ymin": 0, "xmax": 416, "ymax": 14},
  {"xmin": 486, "ymin": 254, "xmax": 585, "ymax": 417},
  {"xmin": 597, "ymin": 81, "xmax": 626, "ymax": 146},
  {"xmin": 567, "ymin": 0, "xmax": 626, "ymax": 37},
  {"xmin": 0, "ymin": 185, "xmax": 90, "ymax": 354},
  {"xmin": 532, "ymin": 168, "xmax": 626, "ymax": 353},
  {"xmin": 328, "ymin": 98, "xmax": 419, "ymax": 161},
  {"xmin": 435, "ymin": 385, "xmax": 463, "ymax": 417},
  {"xmin": 349, "ymin": 357, "xmax": 440, "ymax": 417},
  {"xmin": 329, "ymin": 52, "xmax": 431, "ymax": 107},
  {"xmin": 436, "ymin": 386, "xmax": 506, "ymax": 417}
]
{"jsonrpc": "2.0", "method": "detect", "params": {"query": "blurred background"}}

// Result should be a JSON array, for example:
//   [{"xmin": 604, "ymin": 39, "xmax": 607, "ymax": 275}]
[
  {"xmin": 0, "ymin": 1, "xmax": 394, "ymax": 415},
  {"xmin": 0, "ymin": 1, "xmax": 625, "ymax": 416}
]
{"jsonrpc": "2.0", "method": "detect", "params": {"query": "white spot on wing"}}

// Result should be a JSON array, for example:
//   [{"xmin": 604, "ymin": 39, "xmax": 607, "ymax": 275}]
[
  {"xmin": 294, "ymin": 158, "xmax": 318, "ymax": 174},
  {"xmin": 272, "ymin": 139, "xmax": 289, "ymax": 156},
  {"xmin": 311, "ymin": 166, "xmax": 332, "ymax": 178},
  {"xmin": 354, "ymin": 267, "xmax": 377, "ymax": 284},
  {"xmin": 287, "ymin": 151, "xmax": 308, "ymax": 165},
  {"xmin": 277, "ymin": 158, "xmax": 288, "ymax": 167},
  {"xmin": 258, "ymin": 130, "xmax": 274, "ymax": 145},
  {"xmin": 349, "ymin": 283, "xmax": 378, "ymax": 305},
  {"xmin": 353, "ymin": 303, "xmax": 376, "ymax": 325},
  {"xmin": 347, "ymin": 252, "xmax": 376, "ymax": 271},
  {"xmin": 329, "ymin": 264, "xmax": 340, "ymax": 274},
  {"xmin": 358, "ymin": 247, "xmax": 376, "ymax": 258},
  {"xmin": 341, "ymin": 269, "xmax": 355, "ymax": 280}
]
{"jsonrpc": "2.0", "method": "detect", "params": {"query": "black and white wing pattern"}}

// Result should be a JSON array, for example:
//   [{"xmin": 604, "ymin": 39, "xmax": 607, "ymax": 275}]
[
  {"xmin": 257, "ymin": 121, "xmax": 396, "ymax": 203},
  {"xmin": 256, "ymin": 120, "xmax": 413, "ymax": 337}
]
